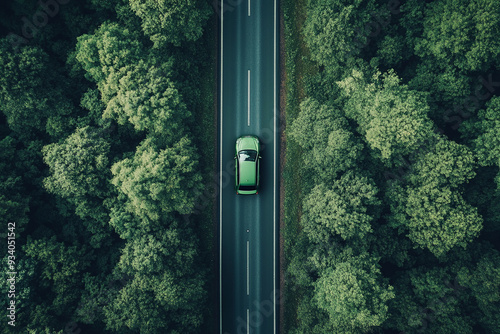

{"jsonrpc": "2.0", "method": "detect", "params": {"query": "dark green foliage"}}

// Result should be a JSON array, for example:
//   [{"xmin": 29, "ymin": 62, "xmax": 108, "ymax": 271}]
[
  {"xmin": 23, "ymin": 236, "xmax": 92, "ymax": 320},
  {"xmin": 408, "ymin": 62, "xmax": 473, "ymax": 107},
  {"xmin": 303, "ymin": 0, "xmax": 381, "ymax": 69},
  {"xmin": 406, "ymin": 138, "xmax": 477, "ymax": 188},
  {"xmin": 463, "ymin": 97, "xmax": 500, "ymax": 190},
  {"xmin": 42, "ymin": 126, "xmax": 114, "ymax": 247},
  {"xmin": 388, "ymin": 266, "xmax": 474, "ymax": 334},
  {"xmin": 403, "ymin": 0, "xmax": 500, "ymax": 113},
  {"xmin": 0, "ymin": 42, "xmax": 76, "ymax": 139},
  {"xmin": 414, "ymin": 0, "xmax": 500, "ymax": 72},
  {"xmin": 385, "ymin": 243, "xmax": 500, "ymax": 333},
  {"xmin": 375, "ymin": 34, "xmax": 407, "ymax": 69},
  {"xmin": 75, "ymin": 22, "xmax": 191, "ymax": 140},
  {"xmin": 457, "ymin": 248, "xmax": 500, "ymax": 331},
  {"xmin": 289, "ymin": 290, "xmax": 332, "ymax": 334},
  {"xmin": 129, "ymin": 0, "xmax": 212, "ymax": 47},
  {"xmin": 0, "ymin": 0, "xmax": 213, "ymax": 332},
  {"xmin": 289, "ymin": 98, "xmax": 363, "ymax": 182},
  {"xmin": 103, "ymin": 59, "xmax": 189, "ymax": 137},
  {"xmin": 338, "ymin": 69, "xmax": 435, "ymax": 164},
  {"xmin": 284, "ymin": 0, "xmax": 500, "ymax": 332},
  {"xmin": 389, "ymin": 183, "xmax": 482, "ymax": 257},
  {"xmin": 0, "ymin": 136, "xmax": 29, "ymax": 233},
  {"xmin": 0, "ymin": 256, "xmax": 36, "ymax": 332},
  {"xmin": 302, "ymin": 171, "xmax": 380, "ymax": 242},
  {"xmin": 387, "ymin": 138, "xmax": 482, "ymax": 257},
  {"xmin": 74, "ymin": 21, "xmax": 146, "ymax": 84},
  {"xmin": 43, "ymin": 127, "xmax": 111, "ymax": 199},
  {"xmin": 463, "ymin": 167, "xmax": 500, "ymax": 234},
  {"xmin": 104, "ymin": 225, "xmax": 207, "ymax": 333},
  {"xmin": 314, "ymin": 251, "xmax": 395, "ymax": 333},
  {"xmin": 111, "ymin": 136, "xmax": 202, "ymax": 219}
]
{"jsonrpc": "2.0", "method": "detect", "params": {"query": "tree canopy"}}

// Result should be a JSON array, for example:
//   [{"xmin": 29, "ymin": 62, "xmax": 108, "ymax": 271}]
[
  {"xmin": 129, "ymin": 0, "xmax": 212, "ymax": 47},
  {"xmin": 0, "ymin": 0, "xmax": 214, "ymax": 332},
  {"xmin": 284, "ymin": 0, "xmax": 500, "ymax": 332},
  {"xmin": 289, "ymin": 98, "xmax": 363, "ymax": 182},
  {"xmin": 302, "ymin": 171, "xmax": 380, "ymax": 243},
  {"xmin": 414, "ymin": 0, "xmax": 500, "ymax": 72},
  {"xmin": 314, "ymin": 251, "xmax": 395, "ymax": 333},
  {"xmin": 111, "ymin": 136, "xmax": 202, "ymax": 220},
  {"xmin": 338, "ymin": 69, "xmax": 435, "ymax": 164}
]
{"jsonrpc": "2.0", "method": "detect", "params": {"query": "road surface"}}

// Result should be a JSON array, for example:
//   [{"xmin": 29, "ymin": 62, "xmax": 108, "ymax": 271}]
[{"xmin": 219, "ymin": 0, "xmax": 279, "ymax": 333}]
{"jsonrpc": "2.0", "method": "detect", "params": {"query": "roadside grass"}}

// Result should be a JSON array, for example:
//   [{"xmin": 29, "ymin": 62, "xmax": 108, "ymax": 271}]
[
  {"xmin": 188, "ymin": 13, "xmax": 217, "ymax": 332},
  {"xmin": 194, "ymin": 17, "xmax": 216, "ymax": 259},
  {"xmin": 282, "ymin": 0, "xmax": 317, "ymax": 332}
]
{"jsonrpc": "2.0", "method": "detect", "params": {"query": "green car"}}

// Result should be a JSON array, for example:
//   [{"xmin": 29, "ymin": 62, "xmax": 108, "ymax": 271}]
[{"xmin": 235, "ymin": 135, "xmax": 261, "ymax": 195}]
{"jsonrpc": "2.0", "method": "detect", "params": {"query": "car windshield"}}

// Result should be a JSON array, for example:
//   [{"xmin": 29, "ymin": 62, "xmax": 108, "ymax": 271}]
[{"xmin": 238, "ymin": 150, "xmax": 257, "ymax": 162}]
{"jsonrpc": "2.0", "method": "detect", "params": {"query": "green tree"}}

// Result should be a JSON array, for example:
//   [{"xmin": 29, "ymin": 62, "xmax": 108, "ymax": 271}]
[
  {"xmin": 314, "ymin": 251, "xmax": 395, "ymax": 333},
  {"xmin": 75, "ymin": 23, "xmax": 190, "ymax": 138},
  {"xmin": 302, "ymin": 171, "xmax": 380, "ymax": 243},
  {"xmin": 387, "ymin": 266, "xmax": 474, "ymax": 334},
  {"xmin": 338, "ymin": 69, "xmax": 434, "ymax": 164},
  {"xmin": 103, "ymin": 59, "xmax": 189, "ymax": 137},
  {"xmin": 0, "ymin": 42, "xmax": 75, "ymax": 138},
  {"xmin": 408, "ymin": 61, "xmax": 472, "ymax": 107},
  {"xmin": 0, "ymin": 136, "xmax": 29, "ymax": 234},
  {"xmin": 129, "ymin": 0, "xmax": 212, "ymax": 47},
  {"xmin": 458, "ymin": 247, "xmax": 500, "ymax": 332},
  {"xmin": 73, "ymin": 273, "xmax": 122, "ymax": 325},
  {"xmin": 104, "ymin": 272, "xmax": 205, "ymax": 333},
  {"xmin": 290, "ymin": 290, "xmax": 336, "ymax": 334},
  {"xmin": 414, "ymin": 0, "xmax": 500, "ymax": 72},
  {"xmin": 289, "ymin": 98, "xmax": 363, "ymax": 181},
  {"xmin": 463, "ymin": 166, "xmax": 500, "ymax": 234},
  {"xmin": 74, "ymin": 22, "xmax": 146, "ymax": 86},
  {"xmin": 463, "ymin": 97, "xmax": 500, "ymax": 189},
  {"xmin": 108, "ymin": 193, "xmax": 147, "ymax": 239},
  {"xmin": 23, "ymin": 236, "xmax": 92, "ymax": 317},
  {"xmin": 303, "ymin": 0, "xmax": 381, "ymax": 68},
  {"xmin": 387, "ymin": 137, "xmax": 482, "ymax": 257},
  {"xmin": 42, "ymin": 126, "xmax": 113, "ymax": 247},
  {"xmin": 403, "ymin": 184, "xmax": 483, "ymax": 257},
  {"xmin": 43, "ymin": 127, "xmax": 111, "ymax": 199},
  {"xmin": 0, "ymin": 256, "xmax": 36, "ymax": 331},
  {"xmin": 111, "ymin": 136, "xmax": 202, "ymax": 220},
  {"xmin": 104, "ymin": 225, "xmax": 206, "ymax": 333},
  {"xmin": 406, "ymin": 137, "xmax": 477, "ymax": 188},
  {"xmin": 117, "ymin": 225, "xmax": 199, "ymax": 274},
  {"xmin": 375, "ymin": 34, "xmax": 408, "ymax": 68},
  {"xmin": 104, "ymin": 275, "xmax": 169, "ymax": 333}
]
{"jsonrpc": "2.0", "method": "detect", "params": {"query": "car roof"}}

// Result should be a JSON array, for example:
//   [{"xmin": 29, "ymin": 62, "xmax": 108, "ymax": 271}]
[{"xmin": 239, "ymin": 160, "xmax": 257, "ymax": 186}]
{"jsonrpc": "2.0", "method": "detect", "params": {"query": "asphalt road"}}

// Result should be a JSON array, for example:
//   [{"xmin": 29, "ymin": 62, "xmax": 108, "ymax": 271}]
[{"xmin": 219, "ymin": 0, "xmax": 279, "ymax": 333}]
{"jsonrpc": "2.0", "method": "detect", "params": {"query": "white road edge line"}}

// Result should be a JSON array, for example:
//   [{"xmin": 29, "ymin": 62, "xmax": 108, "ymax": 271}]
[
  {"xmin": 219, "ymin": 0, "xmax": 223, "ymax": 333},
  {"xmin": 248, "ymin": 0, "xmax": 251, "ymax": 16},
  {"xmin": 247, "ymin": 240, "xmax": 250, "ymax": 295},
  {"xmin": 248, "ymin": 70, "xmax": 251, "ymax": 126},
  {"xmin": 247, "ymin": 308, "xmax": 250, "ymax": 334},
  {"xmin": 273, "ymin": 0, "xmax": 277, "ymax": 332}
]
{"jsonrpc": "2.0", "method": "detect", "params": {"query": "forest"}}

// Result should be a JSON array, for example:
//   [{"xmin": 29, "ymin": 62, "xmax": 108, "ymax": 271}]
[
  {"xmin": 283, "ymin": 0, "xmax": 500, "ymax": 333},
  {"xmin": 2, "ymin": 0, "xmax": 500, "ymax": 333},
  {"xmin": 0, "ymin": 0, "xmax": 215, "ymax": 333}
]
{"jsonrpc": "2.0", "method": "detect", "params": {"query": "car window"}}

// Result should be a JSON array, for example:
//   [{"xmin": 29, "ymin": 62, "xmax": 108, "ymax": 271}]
[
  {"xmin": 239, "ymin": 185, "xmax": 256, "ymax": 191},
  {"xmin": 238, "ymin": 150, "xmax": 257, "ymax": 162}
]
